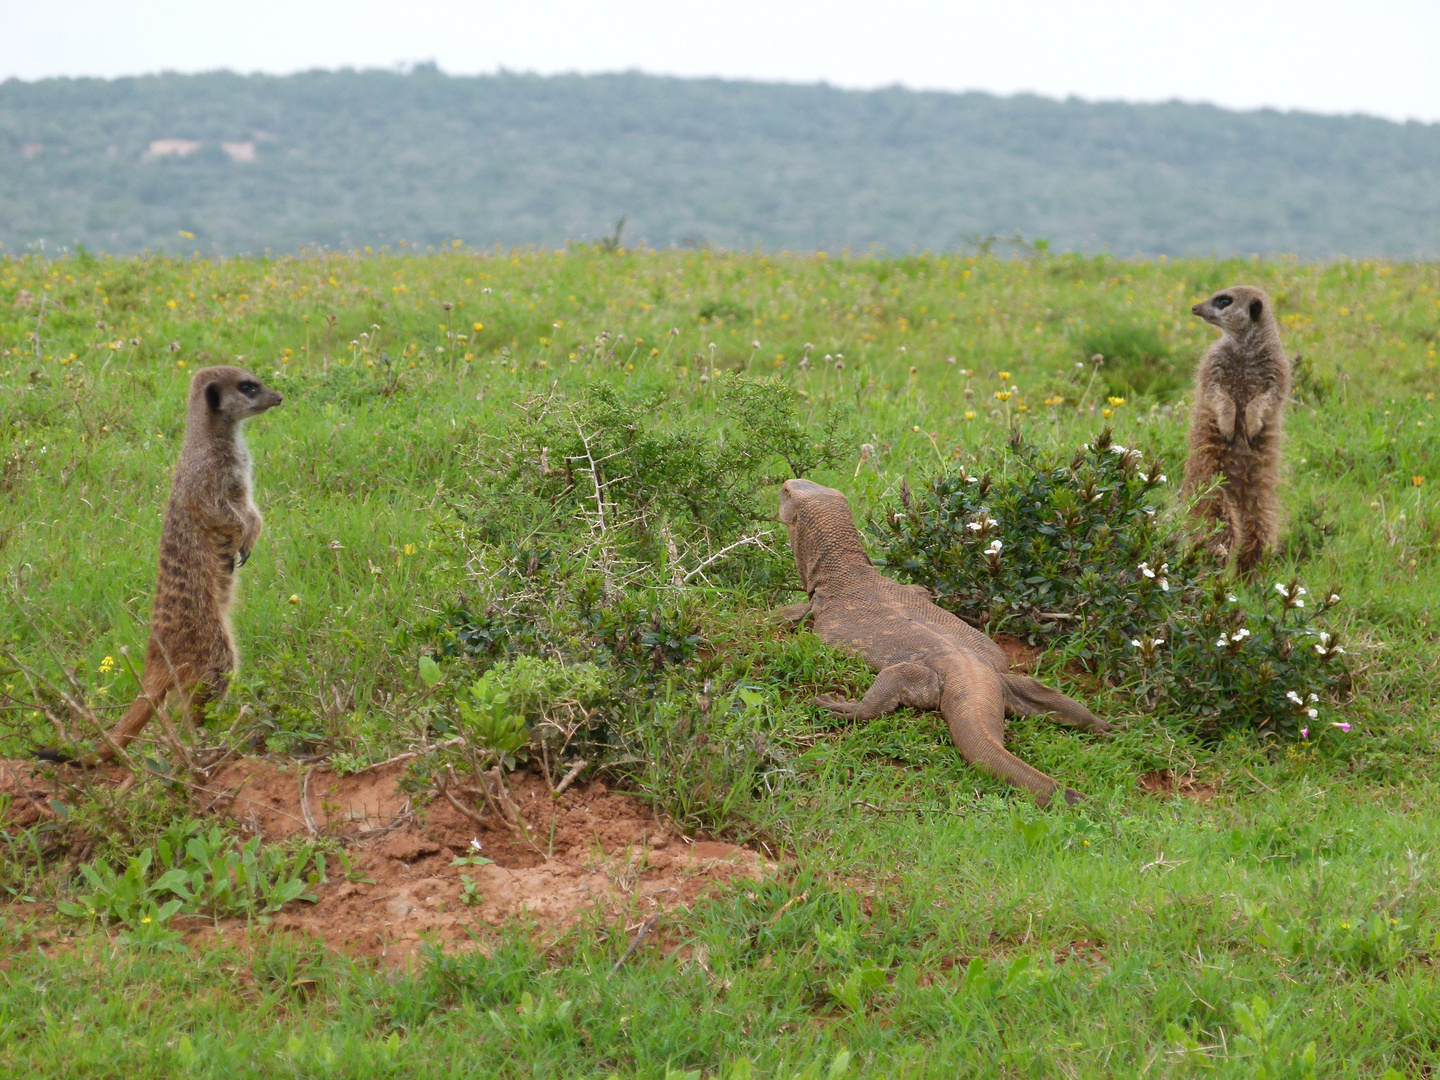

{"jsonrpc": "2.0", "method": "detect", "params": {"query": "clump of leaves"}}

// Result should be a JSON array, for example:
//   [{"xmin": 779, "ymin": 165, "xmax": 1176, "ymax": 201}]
[
  {"xmin": 876, "ymin": 428, "xmax": 1189, "ymax": 653},
  {"xmin": 57, "ymin": 820, "xmax": 324, "ymax": 944},
  {"xmin": 875, "ymin": 430, "xmax": 1350, "ymax": 737}
]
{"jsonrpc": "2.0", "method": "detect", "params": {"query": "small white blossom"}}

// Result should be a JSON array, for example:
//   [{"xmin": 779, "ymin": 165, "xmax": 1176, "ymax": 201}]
[
  {"xmin": 1296, "ymin": 586, "xmax": 1308, "ymax": 596},
  {"xmin": 985, "ymin": 539, "xmax": 1003, "ymax": 556},
  {"xmin": 1328, "ymin": 593, "xmax": 1340, "ymax": 604},
  {"xmin": 1215, "ymin": 634, "xmax": 1230, "ymax": 648},
  {"xmin": 1131, "ymin": 639, "xmax": 1143, "ymax": 648},
  {"xmin": 1275, "ymin": 583, "xmax": 1290, "ymax": 598},
  {"xmin": 1287, "ymin": 690, "xmax": 1305, "ymax": 706},
  {"xmin": 1153, "ymin": 638, "xmax": 1165, "ymax": 646},
  {"xmin": 1233, "ymin": 628, "xmax": 1251, "ymax": 640},
  {"xmin": 1138, "ymin": 562, "xmax": 1156, "ymax": 579},
  {"xmin": 1157, "ymin": 474, "xmax": 1168, "ymax": 483},
  {"xmin": 470, "ymin": 837, "xmax": 484, "ymax": 851},
  {"xmin": 1138, "ymin": 472, "xmax": 1149, "ymax": 482},
  {"xmin": 1306, "ymin": 708, "xmax": 1318, "ymax": 718},
  {"xmin": 1227, "ymin": 594, "xmax": 1239, "ymax": 603},
  {"xmin": 1159, "ymin": 579, "xmax": 1170, "ymax": 592}
]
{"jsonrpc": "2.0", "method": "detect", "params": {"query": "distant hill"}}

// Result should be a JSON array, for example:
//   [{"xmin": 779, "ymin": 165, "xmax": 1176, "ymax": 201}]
[{"xmin": 2, "ymin": 67, "xmax": 1438, "ymax": 257}]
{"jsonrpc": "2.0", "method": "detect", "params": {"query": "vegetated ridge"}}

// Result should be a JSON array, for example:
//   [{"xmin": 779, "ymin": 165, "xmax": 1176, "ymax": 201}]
[{"xmin": 2, "ymin": 66, "xmax": 1439, "ymax": 257}]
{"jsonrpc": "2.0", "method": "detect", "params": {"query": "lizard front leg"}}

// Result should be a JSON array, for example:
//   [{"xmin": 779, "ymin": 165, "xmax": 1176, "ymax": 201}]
[{"xmin": 815, "ymin": 662, "xmax": 941, "ymax": 720}]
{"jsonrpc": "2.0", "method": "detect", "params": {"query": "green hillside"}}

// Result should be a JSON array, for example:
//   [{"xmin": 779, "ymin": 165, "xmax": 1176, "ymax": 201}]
[{"xmin": 2, "ymin": 67, "xmax": 1439, "ymax": 257}]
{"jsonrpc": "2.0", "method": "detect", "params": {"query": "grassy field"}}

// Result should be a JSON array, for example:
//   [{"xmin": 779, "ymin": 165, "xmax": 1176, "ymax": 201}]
[{"xmin": 2, "ymin": 245, "xmax": 1440, "ymax": 1078}]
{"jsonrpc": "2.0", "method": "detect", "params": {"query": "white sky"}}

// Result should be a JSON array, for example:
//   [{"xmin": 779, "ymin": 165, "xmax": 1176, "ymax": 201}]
[{"xmin": 4, "ymin": 0, "xmax": 1439, "ymax": 124}]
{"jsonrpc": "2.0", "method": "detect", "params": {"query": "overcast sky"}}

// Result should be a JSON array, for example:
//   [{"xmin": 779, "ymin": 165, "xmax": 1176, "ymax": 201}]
[{"xmin": 5, "ymin": 0, "xmax": 1438, "ymax": 124}]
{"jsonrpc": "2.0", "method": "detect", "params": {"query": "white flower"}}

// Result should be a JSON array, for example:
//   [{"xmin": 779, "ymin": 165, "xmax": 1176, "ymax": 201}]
[
  {"xmin": 1308, "ymin": 693, "xmax": 1318, "ymax": 703},
  {"xmin": 985, "ymin": 539, "xmax": 1003, "ymax": 555},
  {"xmin": 1159, "ymin": 579, "xmax": 1170, "ymax": 592},
  {"xmin": 470, "ymin": 838, "xmax": 483, "ymax": 851},
  {"xmin": 1233, "ymin": 628, "xmax": 1251, "ymax": 641},
  {"xmin": 1287, "ymin": 690, "xmax": 1305, "ymax": 706},
  {"xmin": 967, "ymin": 521, "xmax": 983, "ymax": 532},
  {"xmin": 1110, "ymin": 444, "xmax": 1128, "ymax": 455},
  {"xmin": 1318, "ymin": 632, "xmax": 1332, "ymax": 646},
  {"xmin": 1274, "ymin": 583, "xmax": 1290, "ymax": 597},
  {"xmin": 1306, "ymin": 708, "xmax": 1318, "ymax": 719},
  {"xmin": 1131, "ymin": 639, "xmax": 1142, "ymax": 648},
  {"xmin": 1153, "ymin": 638, "xmax": 1165, "ymax": 646},
  {"xmin": 1157, "ymin": 474, "xmax": 1168, "ymax": 483},
  {"xmin": 1295, "ymin": 598, "xmax": 1306, "ymax": 607},
  {"xmin": 1296, "ymin": 586, "xmax": 1308, "ymax": 596},
  {"xmin": 1138, "ymin": 562, "xmax": 1156, "ymax": 579},
  {"xmin": 1227, "ymin": 594, "xmax": 1239, "ymax": 603},
  {"xmin": 1215, "ymin": 634, "xmax": 1230, "ymax": 648},
  {"xmin": 1138, "ymin": 472, "xmax": 1149, "ymax": 482},
  {"xmin": 968, "ymin": 476, "xmax": 980, "ymax": 483},
  {"xmin": 1328, "ymin": 593, "xmax": 1340, "ymax": 604}
]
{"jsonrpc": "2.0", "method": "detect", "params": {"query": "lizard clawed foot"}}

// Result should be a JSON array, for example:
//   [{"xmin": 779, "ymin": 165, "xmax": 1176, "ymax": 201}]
[
  {"xmin": 813, "ymin": 694, "xmax": 860, "ymax": 717},
  {"xmin": 1062, "ymin": 788, "xmax": 1085, "ymax": 807}
]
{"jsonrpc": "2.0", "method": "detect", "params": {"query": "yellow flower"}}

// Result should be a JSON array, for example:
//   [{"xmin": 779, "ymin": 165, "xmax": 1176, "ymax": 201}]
[
  {"xmin": 994, "ymin": 390, "xmax": 1012, "ymax": 402},
  {"xmin": 403, "ymin": 543, "xmax": 417, "ymax": 555},
  {"xmin": 288, "ymin": 594, "xmax": 300, "ymax": 605},
  {"xmin": 964, "ymin": 410, "xmax": 976, "ymax": 420},
  {"xmin": 1107, "ymin": 396, "xmax": 1126, "ymax": 407},
  {"xmin": 1413, "ymin": 476, "xmax": 1425, "ymax": 487},
  {"xmin": 997, "ymin": 371, "xmax": 1011, "ymax": 381},
  {"xmin": 167, "ymin": 299, "xmax": 177, "ymax": 309},
  {"xmin": 1017, "ymin": 404, "xmax": 1028, "ymax": 413},
  {"xmin": 141, "ymin": 916, "xmax": 153, "ymax": 924},
  {"xmin": 1102, "ymin": 408, "xmax": 1114, "ymax": 419},
  {"xmin": 99, "ymin": 656, "xmax": 115, "ymax": 674},
  {"xmin": 473, "ymin": 322, "xmax": 484, "ymax": 332}
]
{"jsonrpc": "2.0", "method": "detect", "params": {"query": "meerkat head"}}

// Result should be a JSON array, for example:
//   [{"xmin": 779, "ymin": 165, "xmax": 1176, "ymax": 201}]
[
  {"xmin": 1191, "ymin": 285, "xmax": 1274, "ymax": 338},
  {"xmin": 189, "ymin": 366, "xmax": 284, "ymax": 426}
]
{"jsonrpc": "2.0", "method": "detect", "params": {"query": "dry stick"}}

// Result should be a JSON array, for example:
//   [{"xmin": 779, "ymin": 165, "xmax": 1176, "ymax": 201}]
[
  {"xmin": 441, "ymin": 782, "xmax": 489, "ymax": 826},
  {"xmin": 611, "ymin": 913, "xmax": 663, "ymax": 975},
  {"xmin": 680, "ymin": 530, "xmax": 774, "ymax": 585},
  {"xmin": 300, "ymin": 767, "xmax": 320, "ymax": 837},
  {"xmin": 553, "ymin": 759, "xmax": 589, "ymax": 797}
]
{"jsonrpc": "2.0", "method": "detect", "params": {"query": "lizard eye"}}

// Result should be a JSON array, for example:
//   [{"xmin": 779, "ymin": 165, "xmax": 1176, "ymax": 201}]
[{"xmin": 1211, "ymin": 295, "xmax": 1233, "ymax": 310}]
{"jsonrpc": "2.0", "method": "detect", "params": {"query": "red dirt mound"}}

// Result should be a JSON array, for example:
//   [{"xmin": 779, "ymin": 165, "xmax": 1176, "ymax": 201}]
[{"xmin": 2, "ymin": 757, "xmax": 774, "ymax": 963}]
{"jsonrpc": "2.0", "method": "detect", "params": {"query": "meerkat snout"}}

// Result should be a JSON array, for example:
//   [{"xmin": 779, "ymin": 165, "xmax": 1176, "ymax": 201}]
[{"xmin": 201, "ymin": 370, "xmax": 283, "ymax": 419}]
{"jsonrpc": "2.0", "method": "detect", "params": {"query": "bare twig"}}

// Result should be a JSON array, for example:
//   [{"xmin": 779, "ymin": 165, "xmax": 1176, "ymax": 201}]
[
  {"xmin": 554, "ymin": 759, "xmax": 588, "ymax": 797},
  {"xmin": 300, "ymin": 767, "xmax": 319, "ymax": 837},
  {"xmin": 680, "ymin": 530, "xmax": 774, "ymax": 585},
  {"xmin": 611, "ymin": 912, "xmax": 662, "ymax": 974}
]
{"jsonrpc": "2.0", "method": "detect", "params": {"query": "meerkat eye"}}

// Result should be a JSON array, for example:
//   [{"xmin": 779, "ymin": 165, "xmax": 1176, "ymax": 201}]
[
  {"xmin": 237, "ymin": 381, "xmax": 260, "ymax": 396},
  {"xmin": 1212, "ymin": 295, "xmax": 1233, "ymax": 310}
]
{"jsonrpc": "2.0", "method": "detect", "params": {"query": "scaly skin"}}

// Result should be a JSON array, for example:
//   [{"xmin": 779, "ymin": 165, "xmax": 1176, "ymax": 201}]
[{"xmin": 776, "ymin": 479, "xmax": 1110, "ymax": 806}]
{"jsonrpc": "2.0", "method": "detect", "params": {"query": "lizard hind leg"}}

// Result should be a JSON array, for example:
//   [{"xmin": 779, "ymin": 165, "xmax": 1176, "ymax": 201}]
[
  {"xmin": 814, "ymin": 662, "xmax": 941, "ymax": 721},
  {"xmin": 1002, "ymin": 674, "xmax": 1111, "ymax": 734},
  {"xmin": 940, "ymin": 660, "xmax": 1077, "ymax": 807}
]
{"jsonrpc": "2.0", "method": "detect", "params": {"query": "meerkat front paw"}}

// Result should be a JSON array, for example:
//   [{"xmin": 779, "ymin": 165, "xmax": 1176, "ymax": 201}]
[{"xmin": 236, "ymin": 547, "xmax": 251, "ymax": 568}]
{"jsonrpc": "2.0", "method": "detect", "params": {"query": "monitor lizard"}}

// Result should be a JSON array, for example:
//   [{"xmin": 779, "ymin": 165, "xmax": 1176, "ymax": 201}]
[{"xmin": 775, "ymin": 478, "xmax": 1110, "ymax": 806}]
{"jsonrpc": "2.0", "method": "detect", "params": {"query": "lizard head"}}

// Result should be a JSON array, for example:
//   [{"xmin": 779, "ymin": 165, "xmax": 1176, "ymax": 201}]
[{"xmin": 778, "ymin": 478, "xmax": 871, "ymax": 595}]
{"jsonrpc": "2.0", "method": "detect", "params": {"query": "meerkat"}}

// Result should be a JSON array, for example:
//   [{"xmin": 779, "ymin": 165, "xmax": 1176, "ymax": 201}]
[
  {"xmin": 48, "ymin": 367, "xmax": 283, "ymax": 764},
  {"xmin": 1181, "ymin": 285, "xmax": 1290, "ymax": 580}
]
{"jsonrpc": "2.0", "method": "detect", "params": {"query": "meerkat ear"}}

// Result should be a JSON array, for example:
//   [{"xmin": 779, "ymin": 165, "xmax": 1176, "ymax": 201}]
[
  {"xmin": 204, "ymin": 383, "xmax": 221, "ymax": 411},
  {"xmin": 1249, "ymin": 299, "xmax": 1263, "ymax": 321}
]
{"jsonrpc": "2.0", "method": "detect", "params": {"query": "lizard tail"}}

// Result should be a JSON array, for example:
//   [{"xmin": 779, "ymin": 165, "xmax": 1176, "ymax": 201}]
[{"xmin": 939, "ymin": 660, "xmax": 1080, "ymax": 807}]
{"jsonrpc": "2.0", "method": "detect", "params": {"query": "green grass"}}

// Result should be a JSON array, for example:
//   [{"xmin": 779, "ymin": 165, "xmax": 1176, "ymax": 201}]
[{"xmin": 2, "ymin": 246, "xmax": 1440, "ymax": 1077}]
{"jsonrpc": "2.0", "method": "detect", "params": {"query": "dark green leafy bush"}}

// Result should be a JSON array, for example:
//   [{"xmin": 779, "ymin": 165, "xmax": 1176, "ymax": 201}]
[{"xmin": 875, "ymin": 430, "xmax": 1350, "ymax": 738}]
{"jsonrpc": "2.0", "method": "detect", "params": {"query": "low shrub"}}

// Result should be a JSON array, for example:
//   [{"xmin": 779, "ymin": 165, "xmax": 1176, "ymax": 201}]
[{"xmin": 874, "ymin": 430, "xmax": 1350, "ymax": 738}]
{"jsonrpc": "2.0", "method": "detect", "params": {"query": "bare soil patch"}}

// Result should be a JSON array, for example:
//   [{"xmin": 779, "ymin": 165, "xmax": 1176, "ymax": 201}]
[
  {"xmin": 1138, "ymin": 769, "xmax": 1219, "ymax": 802},
  {"xmin": 2, "ymin": 757, "xmax": 773, "ymax": 963}
]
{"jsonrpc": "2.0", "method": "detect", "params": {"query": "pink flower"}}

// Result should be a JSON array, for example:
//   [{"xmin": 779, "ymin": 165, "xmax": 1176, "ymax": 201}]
[
  {"xmin": 1332, "ymin": 722, "xmax": 1352, "ymax": 733},
  {"xmin": 1300, "ymin": 728, "xmax": 1309, "ymax": 739}
]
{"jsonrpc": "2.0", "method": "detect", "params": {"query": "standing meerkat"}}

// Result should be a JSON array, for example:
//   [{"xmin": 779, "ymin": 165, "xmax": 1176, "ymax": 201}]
[
  {"xmin": 1181, "ymin": 285, "xmax": 1290, "ymax": 580},
  {"xmin": 95, "ymin": 366, "xmax": 283, "ymax": 761}
]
